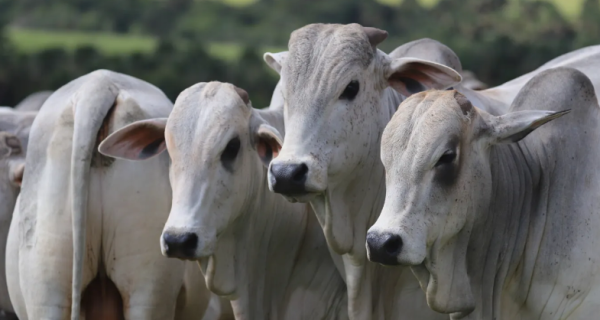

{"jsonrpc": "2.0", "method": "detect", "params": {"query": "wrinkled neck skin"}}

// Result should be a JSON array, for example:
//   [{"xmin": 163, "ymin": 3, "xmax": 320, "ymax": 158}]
[
  {"xmin": 449, "ymin": 139, "xmax": 600, "ymax": 320},
  {"xmin": 312, "ymin": 87, "xmax": 441, "ymax": 320},
  {"xmin": 204, "ymin": 160, "xmax": 345, "ymax": 319}
]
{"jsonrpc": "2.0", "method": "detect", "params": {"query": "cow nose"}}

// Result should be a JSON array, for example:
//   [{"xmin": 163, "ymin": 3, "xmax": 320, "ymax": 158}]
[
  {"xmin": 366, "ymin": 232, "xmax": 402, "ymax": 266},
  {"xmin": 162, "ymin": 232, "xmax": 198, "ymax": 260},
  {"xmin": 270, "ymin": 163, "xmax": 308, "ymax": 195}
]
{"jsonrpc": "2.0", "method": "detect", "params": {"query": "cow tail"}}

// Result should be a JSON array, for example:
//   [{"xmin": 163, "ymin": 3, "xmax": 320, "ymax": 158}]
[{"xmin": 70, "ymin": 77, "xmax": 118, "ymax": 320}]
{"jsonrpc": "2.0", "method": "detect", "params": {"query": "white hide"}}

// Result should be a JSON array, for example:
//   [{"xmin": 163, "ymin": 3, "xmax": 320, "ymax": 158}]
[
  {"xmin": 264, "ymin": 24, "xmax": 460, "ymax": 319},
  {"xmin": 98, "ymin": 81, "xmax": 349, "ymax": 320},
  {"xmin": 6, "ymin": 70, "xmax": 214, "ymax": 320},
  {"xmin": 369, "ymin": 68, "xmax": 600, "ymax": 319},
  {"xmin": 456, "ymin": 45, "xmax": 600, "ymax": 115},
  {"xmin": 0, "ymin": 108, "xmax": 36, "ymax": 317}
]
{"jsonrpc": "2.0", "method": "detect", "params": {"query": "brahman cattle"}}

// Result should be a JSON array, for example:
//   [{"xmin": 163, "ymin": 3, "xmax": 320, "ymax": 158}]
[
  {"xmin": 368, "ymin": 67, "xmax": 600, "ymax": 319},
  {"xmin": 263, "ymin": 23, "xmax": 461, "ymax": 319},
  {"xmin": 98, "ymin": 81, "xmax": 349, "ymax": 320},
  {"xmin": 6, "ymin": 70, "xmax": 214, "ymax": 320}
]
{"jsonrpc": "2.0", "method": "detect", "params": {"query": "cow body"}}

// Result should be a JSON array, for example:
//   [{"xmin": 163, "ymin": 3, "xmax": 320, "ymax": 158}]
[
  {"xmin": 457, "ymin": 45, "xmax": 600, "ymax": 115},
  {"xmin": 0, "ymin": 108, "xmax": 36, "ymax": 318},
  {"xmin": 265, "ymin": 24, "xmax": 462, "ymax": 319},
  {"xmin": 368, "ymin": 67, "xmax": 600, "ymax": 319},
  {"xmin": 99, "ymin": 81, "xmax": 349, "ymax": 320},
  {"xmin": 6, "ymin": 70, "xmax": 212, "ymax": 320}
]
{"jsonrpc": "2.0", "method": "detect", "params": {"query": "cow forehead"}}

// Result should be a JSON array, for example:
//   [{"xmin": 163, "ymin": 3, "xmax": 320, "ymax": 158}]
[
  {"xmin": 170, "ymin": 82, "xmax": 249, "ymax": 127},
  {"xmin": 383, "ymin": 91, "xmax": 466, "ymax": 165},
  {"xmin": 284, "ymin": 24, "xmax": 374, "ymax": 101},
  {"xmin": 167, "ymin": 82, "xmax": 249, "ymax": 153}
]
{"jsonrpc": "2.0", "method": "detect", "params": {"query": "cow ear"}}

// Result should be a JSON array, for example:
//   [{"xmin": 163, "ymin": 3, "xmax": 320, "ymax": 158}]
[
  {"xmin": 255, "ymin": 124, "xmax": 282, "ymax": 167},
  {"xmin": 10, "ymin": 162, "xmax": 24, "ymax": 187},
  {"xmin": 99, "ymin": 118, "xmax": 168, "ymax": 161},
  {"xmin": 482, "ymin": 109, "xmax": 570, "ymax": 144},
  {"xmin": 0, "ymin": 132, "xmax": 22, "ymax": 158},
  {"xmin": 263, "ymin": 51, "xmax": 288, "ymax": 74},
  {"xmin": 387, "ymin": 57, "xmax": 462, "ymax": 97}
]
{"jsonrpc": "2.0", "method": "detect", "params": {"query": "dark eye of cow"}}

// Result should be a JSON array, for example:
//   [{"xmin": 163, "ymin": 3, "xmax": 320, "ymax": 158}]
[
  {"xmin": 435, "ymin": 150, "xmax": 456, "ymax": 167},
  {"xmin": 221, "ymin": 137, "xmax": 241, "ymax": 172},
  {"xmin": 340, "ymin": 80, "xmax": 359, "ymax": 100}
]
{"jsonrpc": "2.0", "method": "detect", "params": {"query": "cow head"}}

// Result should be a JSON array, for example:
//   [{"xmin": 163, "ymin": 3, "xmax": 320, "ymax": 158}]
[
  {"xmin": 263, "ymin": 23, "xmax": 461, "ymax": 254},
  {"xmin": 99, "ymin": 82, "xmax": 282, "ymax": 295},
  {"xmin": 366, "ymin": 90, "xmax": 568, "ymax": 315}
]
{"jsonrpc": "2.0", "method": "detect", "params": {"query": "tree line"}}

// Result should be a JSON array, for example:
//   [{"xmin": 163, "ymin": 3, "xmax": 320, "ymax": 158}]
[{"xmin": 1, "ymin": 0, "xmax": 600, "ymax": 107}]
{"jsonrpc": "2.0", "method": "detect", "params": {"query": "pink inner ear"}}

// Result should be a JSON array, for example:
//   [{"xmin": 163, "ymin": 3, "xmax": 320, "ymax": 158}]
[
  {"xmin": 389, "ymin": 62, "xmax": 458, "ymax": 96},
  {"xmin": 100, "ymin": 122, "xmax": 166, "ymax": 160},
  {"xmin": 257, "ymin": 136, "xmax": 281, "ymax": 161}
]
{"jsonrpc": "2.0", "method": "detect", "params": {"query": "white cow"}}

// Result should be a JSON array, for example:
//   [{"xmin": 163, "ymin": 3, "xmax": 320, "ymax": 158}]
[
  {"xmin": 455, "ymin": 45, "xmax": 600, "ymax": 115},
  {"xmin": 0, "ymin": 108, "xmax": 36, "ymax": 320},
  {"xmin": 98, "ymin": 81, "xmax": 349, "ymax": 320},
  {"xmin": 368, "ymin": 67, "xmax": 600, "ymax": 319},
  {"xmin": 264, "ymin": 23, "xmax": 461, "ymax": 319},
  {"xmin": 14, "ymin": 91, "xmax": 54, "ymax": 112},
  {"xmin": 6, "ymin": 70, "xmax": 214, "ymax": 320}
]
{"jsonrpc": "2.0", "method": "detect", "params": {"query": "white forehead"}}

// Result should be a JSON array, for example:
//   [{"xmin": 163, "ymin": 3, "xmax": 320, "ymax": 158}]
[
  {"xmin": 381, "ymin": 91, "xmax": 467, "ymax": 168},
  {"xmin": 283, "ymin": 24, "xmax": 376, "ymax": 101},
  {"xmin": 166, "ymin": 82, "xmax": 250, "ymax": 154}
]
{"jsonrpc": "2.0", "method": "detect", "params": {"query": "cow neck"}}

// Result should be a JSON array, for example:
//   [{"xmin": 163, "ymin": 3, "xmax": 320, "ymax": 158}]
[
  {"xmin": 466, "ymin": 142, "xmax": 542, "ymax": 319},
  {"xmin": 310, "ymin": 87, "xmax": 407, "ymax": 320},
  {"xmin": 227, "ymin": 165, "xmax": 309, "ymax": 319}
]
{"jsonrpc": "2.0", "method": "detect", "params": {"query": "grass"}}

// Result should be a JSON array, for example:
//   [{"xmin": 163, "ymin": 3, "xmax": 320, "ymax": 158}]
[
  {"xmin": 7, "ymin": 28, "xmax": 158, "ymax": 56},
  {"xmin": 7, "ymin": 28, "xmax": 286, "ymax": 62}
]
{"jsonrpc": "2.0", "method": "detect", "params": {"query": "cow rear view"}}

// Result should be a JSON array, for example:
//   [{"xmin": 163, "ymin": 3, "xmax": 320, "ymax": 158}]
[{"xmin": 6, "ymin": 70, "xmax": 212, "ymax": 320}]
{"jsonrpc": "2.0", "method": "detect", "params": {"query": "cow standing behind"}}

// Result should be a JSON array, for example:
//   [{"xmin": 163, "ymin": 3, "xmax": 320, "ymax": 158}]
[
  {"xmin": 98, "ymin": 82, "xmax": 349, "ymax": 320},
  {"xmin": 263, "ymin": 23, "xmax": 462, "ymax": 319},
  {"xmin": 6, "ymin": 70, "xmax": 214, "ymax": 320},
  {"xmin": 0, "ymin": 108, "xmax": 36, "ymax": 320},
  {"xmin": 368, "ymin": 68, "xmax": 600, "ymax": 319}
]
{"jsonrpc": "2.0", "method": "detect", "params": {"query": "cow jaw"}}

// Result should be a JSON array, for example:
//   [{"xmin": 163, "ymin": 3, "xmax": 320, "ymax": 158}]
[{"xmin": 199, "ymin": 229, "xmax": 237, "ymax": 298}]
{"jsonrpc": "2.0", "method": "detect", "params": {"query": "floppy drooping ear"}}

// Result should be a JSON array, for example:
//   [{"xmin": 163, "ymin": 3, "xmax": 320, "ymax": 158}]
[
  {"xmin": 255, "ymin": 124, "xmax": 282, "ymax": 167},
  {"xmin": 263, "ymin": 51, "xmax": 288, "ymax": 74},
  {"xmin": 482, "ymin": 109, "xmax": 570, "ymax": 144},
  {"xmin": 387, "ymin": 57, "xmax": 462, "ymax": 97},
  {"xmin": 98, "ymin": 118, "xmax": 168, "ymax": 160}
]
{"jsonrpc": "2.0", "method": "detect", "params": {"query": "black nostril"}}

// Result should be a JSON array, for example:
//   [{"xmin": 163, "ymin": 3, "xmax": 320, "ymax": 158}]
[
  {"xmin": 383, "ymin": 234, "xmax": 402, "ymax": 255},
  {"xmin": 291, "ymin": 163, "xmax": 308, "ymax": 182},
  {"xmin": 366, "ymin": 232, "xmax": 402, "ymax": 266},
  {"xmin": 162, "ymin": 232, "xmax": 198, "ymax": 259},
  {"xmin": 270, "ymin": 163, "xmax": 309, "ymax": 195}
]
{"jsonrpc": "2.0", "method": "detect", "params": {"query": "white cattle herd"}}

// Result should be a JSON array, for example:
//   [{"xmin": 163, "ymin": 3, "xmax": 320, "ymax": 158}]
[{"xmin": 0, "ymin": 23, "xmax": 600, "ymax": 320}]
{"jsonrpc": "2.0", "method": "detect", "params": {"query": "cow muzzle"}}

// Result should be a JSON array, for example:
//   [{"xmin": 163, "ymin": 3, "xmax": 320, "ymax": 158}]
[
  {"xmin": 161, "ymin": 231, "xmax": 199, "ymax": 260},
  {"xmin": 366, "ymin": 231, "xmax": 402, "ymax": 266}
]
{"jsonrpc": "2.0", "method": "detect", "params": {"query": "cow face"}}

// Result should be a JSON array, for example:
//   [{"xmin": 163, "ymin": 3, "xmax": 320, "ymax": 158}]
[
  {"xmin": 265, "ymin": 24, "xmax": 461, "ymax": 204},
  {"xmin": 366, "ymin": 90, "xmax": 567, "ymax": 314},
  {"xmin": 99, "ymin": 82, "xmax": 282, "ymax": 263}
]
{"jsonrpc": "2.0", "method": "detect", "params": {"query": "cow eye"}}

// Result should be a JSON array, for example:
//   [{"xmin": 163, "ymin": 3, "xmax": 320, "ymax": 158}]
[
  {"xmin": 340, "ymin": 80, "xmax": 359, "ymax": 100},
  {"xmin": 435, "ymin": 150, "xmax": 456, "ymax": 167},
  {"xmin": 221, "ymin": 137, "xmax": 241, "ymax": 171}
]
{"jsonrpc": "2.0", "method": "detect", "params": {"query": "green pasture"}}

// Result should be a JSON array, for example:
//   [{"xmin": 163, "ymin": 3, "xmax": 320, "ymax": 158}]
[{"xmin": 7, "ymin": 28, "xmax": 284, "ymax": 62}]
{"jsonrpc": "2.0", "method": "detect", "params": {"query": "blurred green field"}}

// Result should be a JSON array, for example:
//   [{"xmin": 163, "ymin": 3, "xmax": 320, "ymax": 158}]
[{"xmin": 7, "ymin": 28, "xmax": 284, "ymax": 61}]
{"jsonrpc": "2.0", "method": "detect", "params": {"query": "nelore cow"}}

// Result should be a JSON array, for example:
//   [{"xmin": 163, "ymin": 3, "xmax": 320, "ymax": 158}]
[
  {"xmin": 0, "ymin": 108, "xmax": 37, "ymax": 320},
  {"xmin": 368, "ymin": 67, "xmax": 600, "ymax": 319},
  {"xmin": 6, "ymin": 70, "xmax": 216, "ymax": 320},
  {"xmin": 98, "ymin": 81, "xmax": 349, "ymax": 320},
  {"xmin": 263, "ymin": 23, "xmax": 462, "ymax": 319}
]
